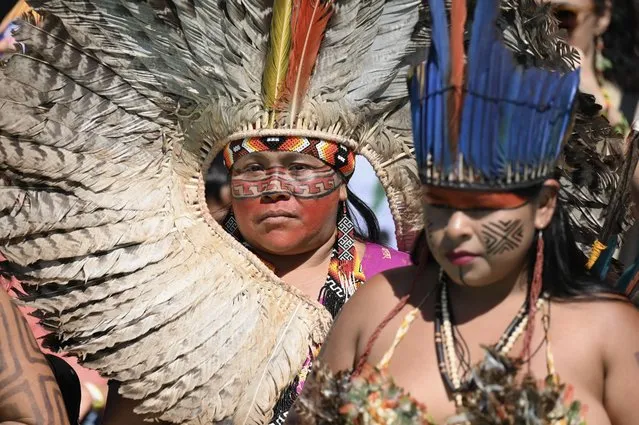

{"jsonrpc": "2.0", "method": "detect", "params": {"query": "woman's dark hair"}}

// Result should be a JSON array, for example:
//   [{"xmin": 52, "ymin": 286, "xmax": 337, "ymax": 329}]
[
  {"xmin": 205, "ymin": 153, "xmax": 229, "ymax": 203},
  {"xmin": 346, "ymin": 186, "xmax": 381, "ymax": 244},
  {"xmin": 412, "ymin": 184, "xmax": 625, "ymax": 299},
  {"xmin": 535, "ymin": 194, "xmax": 623, "ymax": 299},
  {"xmin": 597, "ymin": 0, "xmax": 639, "ymax": 92}
]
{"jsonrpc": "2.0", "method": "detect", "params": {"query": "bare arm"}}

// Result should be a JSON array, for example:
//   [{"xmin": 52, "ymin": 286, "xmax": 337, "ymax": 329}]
[
  {"xmin": 102, "ymin": 382, "xmax": 170, "ymax": 425},
  {"xmin": 601, "ymin": 301, "xmax": 639, "ymax": 425},
  {"xmin": 0, "ymin": 290, "xmax": 69, "ymax": 425},
  {"xmin": 286, "ymin": 273, "xmax": 399, "ymax": 425}
]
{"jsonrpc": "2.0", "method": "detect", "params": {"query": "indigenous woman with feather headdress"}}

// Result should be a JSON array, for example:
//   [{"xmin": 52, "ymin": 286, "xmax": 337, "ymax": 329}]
[
  {"xmin": 289, "ymin": 0, "xmax": 639, "ymax": 423},
  {"xmin": 0, "ymin": 1, "xmax": 427, "ymax": 424}
]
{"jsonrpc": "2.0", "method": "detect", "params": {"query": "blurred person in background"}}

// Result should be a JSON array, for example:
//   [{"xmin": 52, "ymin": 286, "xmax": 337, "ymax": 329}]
[
  {"xmin": 205, "ymin": 153, "xmax": 232, "ymax": 223},
  {"xmin": 551, "ymin": 0, "xmax": 639, "ymax": 272},
  {"xmin": 552, "ymin": 0, "xmax": 639, "ymax": 133}
]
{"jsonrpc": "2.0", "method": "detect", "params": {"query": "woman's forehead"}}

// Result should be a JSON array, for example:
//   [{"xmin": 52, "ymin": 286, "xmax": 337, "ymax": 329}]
[
  {"xmin": 423, "ymin": 186, "xmax": 529, "ymax": 210},
  {"xmin": 234, "ymin": 150, "xmax": 324, "ymax": 165}
]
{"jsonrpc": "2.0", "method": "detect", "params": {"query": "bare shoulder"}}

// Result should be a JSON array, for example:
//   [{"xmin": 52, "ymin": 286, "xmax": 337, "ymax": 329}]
[
  {"xmin": 553, "ymin": 296, "xmax": 639, "ymax": 324},
  {"xmin": 552, "ymin": 297, "xmax": 639, "ymax": 346},
  {"xmin": 343, "ymin": 263, "xmax": 436, "ymax": 340},
  {"xmin": 346, "ymin": 264, "xmax": 422, "ymax": 315}
]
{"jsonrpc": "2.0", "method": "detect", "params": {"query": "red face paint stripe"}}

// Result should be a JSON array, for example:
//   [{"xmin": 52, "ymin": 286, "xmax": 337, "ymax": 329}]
[{"xmin": 423, "ymin": 186, "xmax": 528, "ymax": 209}]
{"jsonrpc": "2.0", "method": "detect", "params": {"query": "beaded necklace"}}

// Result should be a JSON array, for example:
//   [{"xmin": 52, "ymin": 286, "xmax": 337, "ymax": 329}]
[{"xmin": 434, "ymin": 273, "xmax": 546, "ymax": 407}]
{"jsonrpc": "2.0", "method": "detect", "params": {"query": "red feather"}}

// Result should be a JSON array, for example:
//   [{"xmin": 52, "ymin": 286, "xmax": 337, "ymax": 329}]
[
  {"xmin": 283, "ymin": 0, "xmax": 334, "ymax": 125},
  {"xmin": 448, "ymin": 0, "xmax": 467, "ymax": 155}
]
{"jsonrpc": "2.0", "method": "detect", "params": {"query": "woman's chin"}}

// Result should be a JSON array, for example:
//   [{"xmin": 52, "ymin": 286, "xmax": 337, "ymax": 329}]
[
  {"xmin": 248, "ymin": 234, "xmax": 318, "ymax": 256},
  {"xmin": 441, "ymin": 263, "xmax": 494, "ymax": 288}
]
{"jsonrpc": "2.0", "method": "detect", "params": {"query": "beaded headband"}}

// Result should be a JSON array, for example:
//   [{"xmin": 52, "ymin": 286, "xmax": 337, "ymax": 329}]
[{"xmin": 224, "ymin": 136, "xmax": 356, "ymax": 180}]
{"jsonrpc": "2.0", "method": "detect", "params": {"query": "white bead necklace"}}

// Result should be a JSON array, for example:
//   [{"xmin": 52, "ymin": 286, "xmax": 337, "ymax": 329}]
[{"xmin": 437, "ymin": 278, "xmax": 546, "ymax": 407}]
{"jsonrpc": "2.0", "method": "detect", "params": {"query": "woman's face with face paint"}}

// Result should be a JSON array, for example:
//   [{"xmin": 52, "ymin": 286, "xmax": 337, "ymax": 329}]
[
  {"xmin": 230, "ymin": 151, "xmax": 347, "ymax": 256},
  {"xmin": 422, "ymin": 184, "xmax": 558, "ymax": 287}
]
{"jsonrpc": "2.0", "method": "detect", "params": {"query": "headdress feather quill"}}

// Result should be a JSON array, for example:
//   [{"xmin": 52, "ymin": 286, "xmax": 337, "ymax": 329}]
[
  {"xmin": 262, "ymin": 0, "xmax": 293, "ymax": 110},
  {"xmin": 284, "ymin": 0, "xmax": 334, "ymax": 125},
  {"xmin": 448, "ymin": 0, "xmax": 466, "ymax": 155},
  {"xmin": 586, "ymin": 128, "xmax": 639, "ymax": 275}
]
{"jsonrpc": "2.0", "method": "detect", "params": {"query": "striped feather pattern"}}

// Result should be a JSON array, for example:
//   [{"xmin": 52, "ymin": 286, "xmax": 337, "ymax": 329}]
[{"xmin": 0, "ymin": 5, "xmax": 332, "ymax": 425}]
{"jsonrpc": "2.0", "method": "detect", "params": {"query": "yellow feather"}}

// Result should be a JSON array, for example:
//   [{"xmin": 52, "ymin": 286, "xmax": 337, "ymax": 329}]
[{"xmin": 262, "ymin": 0, "xmax": 293, "ymax": 111}]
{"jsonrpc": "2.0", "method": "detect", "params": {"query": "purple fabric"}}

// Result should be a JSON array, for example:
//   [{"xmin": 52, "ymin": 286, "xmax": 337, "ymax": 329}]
[{"xmin": 361, "ymin": 242, "xmax": 412, "ymax": 279}]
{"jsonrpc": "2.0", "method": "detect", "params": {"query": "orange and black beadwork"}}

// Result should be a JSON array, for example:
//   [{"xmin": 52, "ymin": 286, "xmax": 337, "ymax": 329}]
[{"xmin": 224, "ymin": 136, "xmax": 356, "ymax": 180}]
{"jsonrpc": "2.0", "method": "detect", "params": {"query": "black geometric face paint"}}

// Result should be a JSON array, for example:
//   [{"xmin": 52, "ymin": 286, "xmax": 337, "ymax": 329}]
[
  {"xmin": 231, "ymin": 165, "xmax": 341, "ymax": 199},
  {"xmin": 481, "ymin": 219, "xmax": 524, "ymax": 256}
]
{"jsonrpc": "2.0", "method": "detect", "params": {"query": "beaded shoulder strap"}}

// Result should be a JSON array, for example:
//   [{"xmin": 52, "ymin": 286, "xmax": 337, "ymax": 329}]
[
  {"xmin": 377, "ymin": 306, "xmax": 422, "ymax": 370},
  {"xmin": 353, "ymin": 294, "xmax": 411, "ymax": 376},
  {"xmin": 353, "ymin": 288, "xmax": 432, "ymax": 375}
]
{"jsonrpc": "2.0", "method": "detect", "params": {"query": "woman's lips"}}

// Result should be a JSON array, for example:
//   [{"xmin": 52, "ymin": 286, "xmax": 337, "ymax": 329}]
[
  {"xmin": 257, "ymin": 210, "xmax": 297, "ymax": 223},
  {"xmin": 445, "ymin": 251, "xmax": 479, "ymax": 265}
]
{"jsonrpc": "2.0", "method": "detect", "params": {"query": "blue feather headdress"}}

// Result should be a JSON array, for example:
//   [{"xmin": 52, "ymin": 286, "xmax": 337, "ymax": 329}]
[{"xmin": 410, "ymin": 0, "xmax": 580, "ymax": 190}]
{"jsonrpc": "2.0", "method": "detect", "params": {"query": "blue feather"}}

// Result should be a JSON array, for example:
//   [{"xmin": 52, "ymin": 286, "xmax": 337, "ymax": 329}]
[
  {"xmin": 531, "ymin": 72, "xmax": 554, "ymax": 171},
  {"xmin": 410, "ymin": 0, "xmax": 580, "ymax": 189},
  {"xmin": 522, "ymin": 69, "xmax": 544, "ymax": 171},
  {"xmin": 617, "ymin": 251, "xmax": 639, "ymax": 299},
  {"xmin": 497, "ymin": 55, "xmax": 520, "ymax": 178},
  {"xmin": 427, "ymin": 55, "xmax": 441, "ymax": 175},
  {"xmin": 539, "ymin": 73, "xmax": 564, "ymax": 171},
  {"xmin": 428, "ymin": 0, "xmax": 450, "ymax": 82}
]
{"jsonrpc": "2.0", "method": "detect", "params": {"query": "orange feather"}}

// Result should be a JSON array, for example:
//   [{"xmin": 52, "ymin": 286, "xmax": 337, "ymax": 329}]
[
  {"xmin": 448, "ymin": 0, "xmax": 467, "ymax": 154},
  {"xmin": 283, "ymin": 0, "xmax": 334, "ymax": 126}
]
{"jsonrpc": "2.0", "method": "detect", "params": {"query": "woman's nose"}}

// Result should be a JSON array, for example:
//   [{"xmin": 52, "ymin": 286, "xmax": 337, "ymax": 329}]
[
  {"xmin": 260, "ymin": 178, "xmax": 292, "ymax": 202},
  {"xmin": 445, "ymin": 211, "xmax": 473, "ymax": 241},
  {"xmin": 262, "ymin": 191, "xmax": 291, "ymax": 202}
]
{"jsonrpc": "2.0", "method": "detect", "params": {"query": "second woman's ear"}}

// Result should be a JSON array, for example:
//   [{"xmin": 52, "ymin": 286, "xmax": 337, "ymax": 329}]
[
  {"xmin": 534, "ymin": 180, "xmax": 560, "ymax": 230},
  {"xmin": 594, "ymin": 0, "xmax": 612, "ymax": 36}
]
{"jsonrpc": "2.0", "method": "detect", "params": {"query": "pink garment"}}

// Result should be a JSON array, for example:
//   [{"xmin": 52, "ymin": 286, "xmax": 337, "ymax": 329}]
[{"xmin": 361, "ymin": 242, "xmax": 412, "ymax": 278}]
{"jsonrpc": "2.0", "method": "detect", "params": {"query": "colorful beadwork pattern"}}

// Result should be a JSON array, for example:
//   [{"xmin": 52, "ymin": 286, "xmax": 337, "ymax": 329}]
[{"xmin": 224, "ymin": 136, "xmax": 356, "ymax": 179}]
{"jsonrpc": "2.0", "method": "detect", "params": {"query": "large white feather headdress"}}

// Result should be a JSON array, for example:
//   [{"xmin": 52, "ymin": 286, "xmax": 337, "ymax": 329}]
[{"xmin": 0, "ymin": 0, "xmax": 426, "ymax": 424}]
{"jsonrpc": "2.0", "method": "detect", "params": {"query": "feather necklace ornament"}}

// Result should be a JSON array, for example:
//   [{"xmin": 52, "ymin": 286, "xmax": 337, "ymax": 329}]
[
  {"xmin": 262, "ymin": 0, "xmax": 294, "ymax": 113},
  {"xmin": 586, "ymin": 128, "xmax": 639, "ymax": 273},
  {"xmin": 284, "ymin": 0, "xmax": 335, "ymax": 127}
]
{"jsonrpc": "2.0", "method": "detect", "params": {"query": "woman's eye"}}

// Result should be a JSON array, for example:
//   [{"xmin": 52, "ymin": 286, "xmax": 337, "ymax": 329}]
[
  {"xmin": 289, "ymin": 163, "xmax": 313, "ymax": 172},
  {"xmin": 243, "ymin": 164, "xmax": 263, "ymax": 172}
]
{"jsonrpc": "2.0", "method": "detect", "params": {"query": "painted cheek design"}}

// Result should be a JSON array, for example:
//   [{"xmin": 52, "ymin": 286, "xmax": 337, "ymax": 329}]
[
  {"xmin": 231, "ymin": 166, "xmax": 341, "ymax": 199},
  {"xmin": 481, "ymin": 219, "xmax": 524, "ymax": 256}
]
